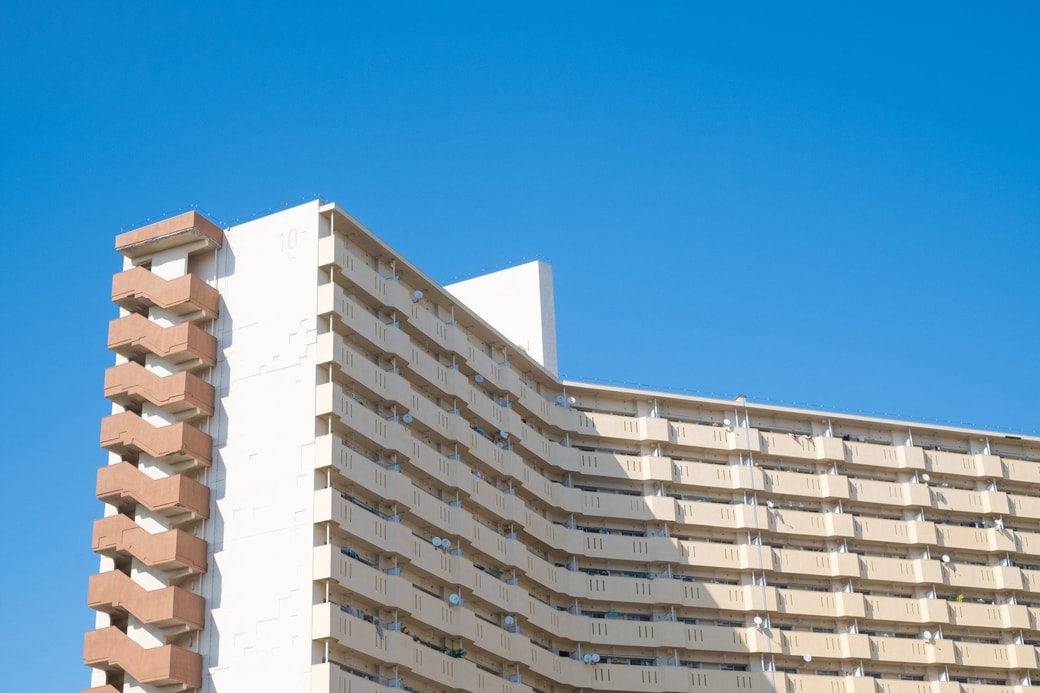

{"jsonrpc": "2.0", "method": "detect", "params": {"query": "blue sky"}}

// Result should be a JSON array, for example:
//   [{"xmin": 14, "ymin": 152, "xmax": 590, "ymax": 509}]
[{"xmin": 1, "ymin": 2, "xmax": 1037, "ymax": 689}]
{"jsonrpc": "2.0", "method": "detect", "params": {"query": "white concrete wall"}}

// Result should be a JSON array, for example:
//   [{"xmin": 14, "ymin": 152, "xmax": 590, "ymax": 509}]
[
  {"xmin": 198, "ymin": 201, "xmax": 321, "ymax": 692},
  {"xmin": 445, "ymin": 260, "xmax": 558, "ymax": 374}
]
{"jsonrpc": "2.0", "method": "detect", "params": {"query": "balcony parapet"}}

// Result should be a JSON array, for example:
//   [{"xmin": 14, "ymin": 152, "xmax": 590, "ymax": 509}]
[
  {"xmin": 108, "ymin": 314, "xmax": 216, "ymax": 369},
  {"xmin": 88, "ymin": 570, "xmax": 204, "ymax": 630},
  {"xmin": 80, "ymin": 686, "xmax": 121, "ymax": 693},
  {"xmin": 100, "ymin": 411, "xmax": 212, "ymax": 469},
  {"xmin": 92, "ymin": 514, "xmax": 207, "ymax": 576},
  {"xmin": 96, "ymin": 461, "xmax": 209, "ymax": 522},
  {"xmin": 115, "ymin": 211, "xmax": 222, "ymax": 260},
  {"xmin": 104, "ymin": 362, "xmax": 214, "ymax": 419},
  {"xmin": 112, "ymin": 266, "xmax": 219, "ymax": 321},
  {"xmin": 83, "ymin": 626, "xmax": 202, "ymax": 690}
]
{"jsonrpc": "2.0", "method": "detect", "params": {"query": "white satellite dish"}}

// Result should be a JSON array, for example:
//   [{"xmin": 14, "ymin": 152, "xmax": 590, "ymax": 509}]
[
  {"xmin": 504, "ymin": 615, "xmax": 515, "ymax": 625},
  {"xmin": 723, "ymin": 418, "xmax": 732, "ymax": 427},
  {"xmin": 765, "ymin": 500, "xmax": 775, "ymax": 509},
  {"xmin": 941, "ymin": 554, "xmax": 950, "ymax": 563},
  {"xmin": 442, "ymin": 538, "xmax": 452, "ymax": 549},
  {"xmin": 556, "ymin": 395, "xmax": 565, "ymax": 406},
  {"xmin": 753, "ymin": 616, "xmax": 763, "ymax": 627},
  {"xmin": 802, "ymin": 654, "xmax": 812, "ymax": 663},
  {"xmin": 583, "ymin": 654, "xmax": 593, "ymax": 664},
  {"xmin": 499, "ymin": 431, "xmax": 509, "ymax": 439},
  {"xmin": 432, "ymin": 537, "xmax": 443, "ymax": 547},
  {"xmin": 921, "ymin": 473, "xmax": 930, "ymax": 482},
  {"xmin": 401, "ymin": 413, "xmax": 413, "ymax": 424},
  {"xmin": 922, "ymin": 630, "xmax": 932, "ymax": 640},
  {"xmin": 567, "ymin": 396, "xmax": 576, "ymax": 406},
  {"xmin": 474, "ymin": 374, "xmax": 484, "ymax": 383},
  {"xmin": 412, "ymin": 290, "xmax": 424, "ymax": 301},
  {"xmin": 448, "ymin": 593, "xmax": 462, "ymax": 606},
  {"xmin": 591, "ymin": 653, "xmax": 600, "ymax": 663}
]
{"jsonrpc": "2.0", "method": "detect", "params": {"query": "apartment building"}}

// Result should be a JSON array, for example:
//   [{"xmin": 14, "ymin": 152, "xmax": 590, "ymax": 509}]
[{"xmin": 85, "ymin": 200, "xmax": 1040, "ymax": 693}]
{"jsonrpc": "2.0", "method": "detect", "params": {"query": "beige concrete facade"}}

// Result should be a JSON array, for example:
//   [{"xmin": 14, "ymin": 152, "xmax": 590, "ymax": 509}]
[{"xmin": 87, "ymin": 202, "xmax": 1040, "ymax": 693}]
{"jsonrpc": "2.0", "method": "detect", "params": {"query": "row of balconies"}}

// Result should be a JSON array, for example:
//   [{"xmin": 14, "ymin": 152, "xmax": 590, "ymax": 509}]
[
  {"xmin": 316, "ymin": 244, "xmax": 1040, "ymax": 487},
  {"xmin": 314, "ymin": 659, "xmax": 1040, "ymax": 693},
  {"xmin": 314, "ymin": 422, "xmax": 1040, "ymax": 593},
  {"xmin": 320, "ymin": 436, "xmax": 1040, "ymax": 613},
  {"xmin": 314, "ymin": 489, "xmax": 1040, "ymax": 634},
  {"xmin": 313, "ymin": 578, "xmax": 1037, "ymax": 693},
  {"xmin": 87, "ymin": 233, "xmax": 219, "ymax": 692},
  {"xmin": 317, "ymin": 328, "xmax": 1040, "ymax": 538}
]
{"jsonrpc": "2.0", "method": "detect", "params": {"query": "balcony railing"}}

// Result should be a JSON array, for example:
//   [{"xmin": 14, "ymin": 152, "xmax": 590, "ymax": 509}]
[
  {"xmin": 96, "ymin": 461, "xmax": 209, "ymax": 523},
  {"xmin": 112, "ymin": 266, "xmax": 219, "ymax": 321},
  {"xmin": 108, "ymin": 314, "xmax": 216, "ymax": 369},
  {"xmin": 104, "ymin": 362, "xmax": 214, "ymax": 419},
  {"xmin": 83, "ymin": 626, "xmax": 201, "ymax": 690},
  {"xmin": 87, "ymin": 570, "xmax": 204, "ymax": 630},
  {"xmin": 100, "ymin": 411, "xmax": 212, "ymax": 469},
  {"xmin": 92, "ymin": 514, "xmax": 206, "ymax": 576}
]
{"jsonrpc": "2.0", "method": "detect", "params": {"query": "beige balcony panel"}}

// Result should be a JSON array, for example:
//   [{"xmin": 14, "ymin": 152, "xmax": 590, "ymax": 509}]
[
  {"xmin": 315, "ymin": 663, "xmax": 392, "ymax": 693},
  {"xmin": 92, "ymin": 514, "xmax": 206, "ymax": 576},
  {"xmin": 108, "ymin": 314, "xmax": 216, "ymax": 369},
  {"xmin": 87, "ymin": 570, "xmax": 204, "ymax": 630},
  {"xmin": 846, "ymin": 441, "xmax": 903, "ymax": 469},
  {"xmin": 100, "ymin": 411, "xmax": 212, "ymax": 468},
  {"xmin": 115, "ymin": 210, "xmax": 222, "ymax": 259},
  {"xmin": 104, "ymin": 361, "xmax": 214, "ymax": 419},
  {"xmin": 759, "ymin": 430, "xmax": 820, "ymax": 460},
  {"xmin": 112, "ymin": 266, "xmax": 219, "ymax": 321},
  {"xmin": 80, "ymin": 686, "xmax": 121, "ymax": 693},
  {"xmin": 96, "ymin": 461, "xmax": 209, "ymax": 522},
  {"xmin": 83, "ymin": 626, "xmax": 202, "ymax": 690}
]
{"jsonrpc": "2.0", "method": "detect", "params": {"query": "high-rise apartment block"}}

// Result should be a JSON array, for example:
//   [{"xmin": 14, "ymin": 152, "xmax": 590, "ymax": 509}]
[{"xmin": 86, "ymin": 201, "xmax": 1040, "ymax": 693}]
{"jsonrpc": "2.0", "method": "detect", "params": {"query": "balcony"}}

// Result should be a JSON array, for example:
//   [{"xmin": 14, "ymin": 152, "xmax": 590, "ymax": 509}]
[
  {"xmin": 87, "ymin": 570, "xmax": 204, "ymax": 631},
  {"xmin": 83, "ymin": 626, "xmax": 201, "ymax": 690},
  {"xmin": 112, "ymin": 266, "xmax": 219, "ymax": 321},
  {"xmin": 96, "ymin": 461, "xmax": 209, "ymax": 523},
  {"xmin": 104, "ymin": 362, "xmax": 214, "ymax": 420},
  {"xmin": 100, "ymin": 411, "xmax": 211, "ymax": 469},
  {"xmin": 115, "ymin": 210, "xmax": 223, "ymax": 259},
  {"xmin": 108, "ymin": 314, "xmax": 216, "ymax": 369},
  {"xmin": 80, "ymin": 686, "xmax": 121, "ymax": 693},
  {"xmin": 92, "ymin": 514, "xmax": 206, "ymax": 577}
]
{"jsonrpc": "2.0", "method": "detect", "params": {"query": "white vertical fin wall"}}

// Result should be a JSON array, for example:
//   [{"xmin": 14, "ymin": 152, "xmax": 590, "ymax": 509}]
[
  {"xmin": 199, "ymin": 202, "xmax": 321, "ymax": 692},
  {"xmin": 445, "ymin": 259, "xmax": 559, "ymax": 374}
]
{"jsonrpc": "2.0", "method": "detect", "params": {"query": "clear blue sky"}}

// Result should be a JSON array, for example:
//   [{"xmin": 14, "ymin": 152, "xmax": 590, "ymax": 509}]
[{"xmin": 1, "ymin": 2, "xmax": 1037, "ymax": 689}]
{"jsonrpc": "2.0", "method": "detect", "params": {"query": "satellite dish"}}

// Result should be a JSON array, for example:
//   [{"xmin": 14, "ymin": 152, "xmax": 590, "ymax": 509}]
[
  {"xmin": 401, "ymin": 413, "xmax": 414, "ymax": 424},
  {"xmin": 412, "ymin": 290, "xmax": 424, "ymax": 301},
  {"xmin": 941, "ymin": 554, "xmax": 950, "ymax": 563},
  {"xmin": 432, "ymin": 537, "xmax": 443, "ymax": 547},
  {"xmin": 765, "ymin": 500, "xmax": 775, "ymax": 509},
  {"xmin": 802, "ymin": 654, "xmax": 812, "ymax": 663},
  {"xmin": 583, "ymin": 654, "xmax": 593, "ymax": 664},
  {"xmin": 442, "ymin": 539, "xmax": 452, "ymax": 549},
  {"xmin": 723, "ymin": 418, "xmax": 732, "ymax": 427},
  {"xmin": 753, "ymin": 616, "xmax": 763, "ymax": 626},
  {"xmin": 448, "ymin": 593, "xmax": 462, "ymax": 606},
  {"xmin": 504, "ymin": 615, "xmax": 515, "ymax": 625},
  {"xmin": 922, "ymin": 630, "xmax": 932, "ymax": 640},
  {"xmin": 474, "ymin": 374, "xmax": 484, "ymax": 383},
  {"xmin": 567, "ymin": 396, "xmax": 576, "ymax": 406},
  {"xmin": 499, "ymin": 431, "xmax": 509, "ymax": 439},
  {"xmin": 556, "ymin": 396, "xmax": 565, "ymax": 406},
  {"xmin": 921, "ymin": 473, "xmax": 930, "ymax": 482},
  {"xmin": 591, "ymin": 653, "xmax": 600, "ymax": 663}
]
